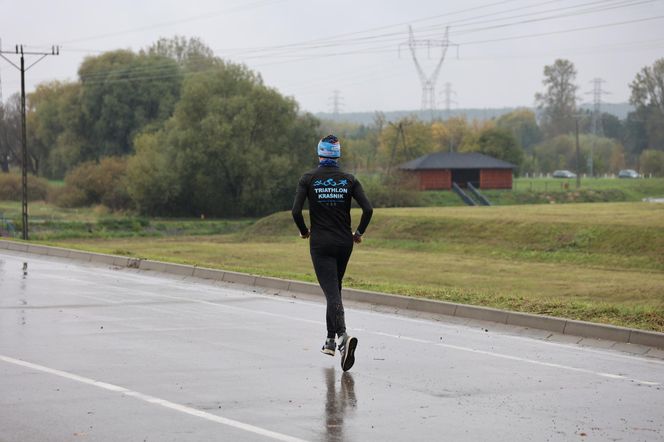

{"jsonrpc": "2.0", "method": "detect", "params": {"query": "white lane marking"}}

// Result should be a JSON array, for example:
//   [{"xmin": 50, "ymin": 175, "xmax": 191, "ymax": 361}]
[
  {"xmin": 0, "ymin": 354, "xmax": 309, "ymax": 442},
  {"xmin": 6, "ymin": 254, "xmax": 663, "ymax": 384},
  {"xmin": 354, "ymin": 308, "xmax": 664, "ymax": 366},
  {"xmin": 370, "ymin": 331, "xmax": 661, "ymax": 386}
]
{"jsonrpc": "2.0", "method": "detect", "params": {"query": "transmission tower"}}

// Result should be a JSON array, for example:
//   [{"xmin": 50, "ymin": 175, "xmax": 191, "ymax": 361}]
[
  {"xmin": 328, "ymin": 90, "xmax": 343, "ymax": 116},
  {"xmin": 400, "ymin": 26, "xmax": 456, "ymax": 117},
  {"xmin": 586, "ymin": 78, "xmax": 610, "ymax": 136},
  {"xmin": 584, "ymin": 78, "xmax": 610, "ymax": 178},
  {"xmin": 441, "ymin": 82, "xmax": 457, "ymax": 116}
]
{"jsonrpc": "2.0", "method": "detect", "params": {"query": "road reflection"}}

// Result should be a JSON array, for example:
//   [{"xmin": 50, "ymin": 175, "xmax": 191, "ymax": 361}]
[{"xmin": 324, "ymin": 367, "xmax": 356, "ymax": 442}]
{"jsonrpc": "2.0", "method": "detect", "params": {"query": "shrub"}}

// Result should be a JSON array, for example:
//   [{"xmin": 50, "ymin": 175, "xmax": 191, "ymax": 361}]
[
  {"xmin": 358, "ymin": 173, "xmax": 424, "ymax": 208},
  {"xmin": 58, "ymin": 157, "xmax": 132, "ymax": 210},
  {"xmin": 51, "ymin": 185, "xmax": 88, "ymax": 208},
  {"xmin": 0, "ymin": 173, "xmax": 50, "ymax": 201},
  {"xmin": 640, "ymin": 150, "xmax": 664, "ymax": 177}
]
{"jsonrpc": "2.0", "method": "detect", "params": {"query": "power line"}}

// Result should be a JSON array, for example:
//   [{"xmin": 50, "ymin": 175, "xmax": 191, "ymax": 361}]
[
  {"xmin": 216, "ymin": 0, "xmax": 652, "ymax": 60},
  {"xmin": 455, "ymin": 14, "xmax": 664, "ymax": 46},
  {"xmin": 52, "ymin": 0, "xmax": 285, "ymax": 46},
  {"xmin": 18, "ymin": 1, "xmax": 656, "ymax": 88}
]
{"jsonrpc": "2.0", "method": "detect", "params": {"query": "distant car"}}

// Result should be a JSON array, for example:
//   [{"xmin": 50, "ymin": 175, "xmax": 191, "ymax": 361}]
[
  {"xmin": 618, "ymin": 169, "xmax": 640, "ymax": 179},
  {"xmin": 552, "ymin": 170, "xmax": 576, "ymax": 178}
]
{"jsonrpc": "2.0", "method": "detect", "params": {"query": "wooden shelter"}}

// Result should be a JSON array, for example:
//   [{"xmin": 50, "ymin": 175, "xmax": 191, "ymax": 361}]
[{"xmin": 399, "ymin": 152, "xmax": 515, "ymax": 190}]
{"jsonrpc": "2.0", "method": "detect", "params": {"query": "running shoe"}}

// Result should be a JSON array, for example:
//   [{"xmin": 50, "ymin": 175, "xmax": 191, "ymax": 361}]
[
  {"xmin": 338, "ymin": 335, "xmax": 358, "ymax": 372},
  {"xmin": 321, "ymin": 338, "xmax": 336, "ymax": 356}
]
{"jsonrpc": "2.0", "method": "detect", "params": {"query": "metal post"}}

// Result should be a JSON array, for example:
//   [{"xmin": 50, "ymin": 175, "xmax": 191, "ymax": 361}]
[{"xmin": 575, "ymin": 118, "xmax": 581, "ymax": 189}]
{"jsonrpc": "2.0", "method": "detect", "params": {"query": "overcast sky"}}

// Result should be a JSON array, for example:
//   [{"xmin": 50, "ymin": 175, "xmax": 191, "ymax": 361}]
[{"xmin": 1, "ymin": 0, "xmax": 663, "ymax": 113}]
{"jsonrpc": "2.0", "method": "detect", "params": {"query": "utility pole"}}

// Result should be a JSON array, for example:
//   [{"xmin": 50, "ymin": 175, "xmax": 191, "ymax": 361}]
[
  {"xmin": 575, "ymin": 117, "xmax": 581, "ymax": 189},
  {"xmin": 328, "ymin": 90, "xmax": 343, "ymax": 116},
  {"xmin": 585, "ymin": 78, "xmax": 610, "ymax": 177},
  {"xmin": 0, "ymin": 44, "xmax": 60, "ymax": 240},
  {"xmin": 400, "ymin": 26, "xmax": 457, "ymax": 120}
]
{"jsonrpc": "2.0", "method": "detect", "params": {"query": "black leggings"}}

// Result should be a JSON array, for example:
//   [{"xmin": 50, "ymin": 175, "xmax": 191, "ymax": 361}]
[{"xmin": 310, "ymin": 244, "xmax": 353, "ymax": 339}]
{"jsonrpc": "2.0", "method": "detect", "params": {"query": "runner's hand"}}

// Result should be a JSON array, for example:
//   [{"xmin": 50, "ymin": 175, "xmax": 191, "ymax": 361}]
[
  {"xmin": 353, "ymin": 232, "xmax": 362, "ymax": 244},
  {"xmin": 300, "ymin": 230, "xmax": 310, "ymax": 239}
]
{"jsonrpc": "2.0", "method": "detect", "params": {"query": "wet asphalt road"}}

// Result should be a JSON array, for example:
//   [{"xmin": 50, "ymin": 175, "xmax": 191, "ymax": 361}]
[{"xmin": 1, "ymin": 250, "xmax": 663, "ymax": 442}]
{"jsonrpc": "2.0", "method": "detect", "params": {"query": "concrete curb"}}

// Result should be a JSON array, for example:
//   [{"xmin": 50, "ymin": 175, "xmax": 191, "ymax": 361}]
[{"xmin": 3, "ymin": 239, "xmax": 663, "ymax": 350}]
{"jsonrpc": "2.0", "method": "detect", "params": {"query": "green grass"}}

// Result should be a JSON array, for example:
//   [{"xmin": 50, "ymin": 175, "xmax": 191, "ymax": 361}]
[
  {"xmin": 423, "ymin": 177, "xmax": 664, "ymax": 206},
  {"xmin": 0, "ymin": 201, "xmax": 254, "ymax": 240},
  {"xmin": 16, "ymin": 201, "xmax": 663, "ymax": 332}
]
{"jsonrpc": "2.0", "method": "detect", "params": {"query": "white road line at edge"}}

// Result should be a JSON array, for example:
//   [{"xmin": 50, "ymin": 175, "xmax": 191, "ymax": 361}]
[
  {"xmin": 369, "ymin": 331, "xmax": 661, "ymax": 386},
  {"xmin": 0, "ymin": 355, "xmax": 309, "ymax": 442}
]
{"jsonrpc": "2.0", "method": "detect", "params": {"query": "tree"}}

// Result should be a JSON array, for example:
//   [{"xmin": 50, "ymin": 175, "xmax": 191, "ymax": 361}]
[
  {"xmin": 535, "ymin": 59, "xmax": 578, "ymax": 138},
  {"xmin": 599, "ymin": 112, "xmax": 625, "ymax": 142},
  {"xmin": 431, "ymin": 116, "xmax": 472, "ymax": 153},
  {"xmin": 78, "ymin": 50, "xmax": 183, "ymax": 159},
  {"xmin": 461, "ymin": 127, "xmax": 524, "ymax": 172},
  {"xmin": 533, "ymin": 135, "xmax": 579, "ymax": 173},
  {"xmin": 624, "ymin": 111, "xmax": 649, "ymax": 159},
  {"xmin": 125, "ymin": 132, "xmax": 180, "ymax": 214},
  {"xmin": 144, "ymin": 36, "xmax": 217, "ymax": 72},
  {"xmin": 495, "ymin": 109, "xmax": 542, "ymax": 152},
  {"xmin": 126, "ymin": 60, "xmax": 319, "ymax": 217},
  {"xmin": 28, "ymin": 81, "xmax": 84, "ymax": 177},
  {"xmin": 629, "ymin": 58, "xmax": 664, "ymax": 151},
  {"xmin": 639, "ymin": 150, "xmax": 664, "ymax": 176},
  {"xmin": 0, "ymin": 95, "xmax": 21, "ymax": 173},
  {"xmin": 580, "ymin": 135, "xmax": 624, "ymax": 175},
  {"xmin": 379, "ymin": 117, "xmax": 434, "ymax": 173}
]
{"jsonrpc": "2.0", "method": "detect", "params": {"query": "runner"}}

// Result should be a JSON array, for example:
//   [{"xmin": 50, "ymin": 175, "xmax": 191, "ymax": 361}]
[{"xmin": 292, "ymin": 134, "xmax": 373, "ymax": 372}]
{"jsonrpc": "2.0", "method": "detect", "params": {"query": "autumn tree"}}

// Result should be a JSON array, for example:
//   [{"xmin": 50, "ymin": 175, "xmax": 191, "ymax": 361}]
[{"xmin": 379, "ymin": 118, "xmax": 434, "ymax": 174}]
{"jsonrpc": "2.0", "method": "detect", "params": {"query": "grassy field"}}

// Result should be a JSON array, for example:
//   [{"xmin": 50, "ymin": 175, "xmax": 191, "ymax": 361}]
[
  {"xmin": 423, "ymin": 177, "xmax": 664, "ymax": 206},
  {"xmin": 10, "ymin": 201, "xmax": 662, "ymax": 332}
]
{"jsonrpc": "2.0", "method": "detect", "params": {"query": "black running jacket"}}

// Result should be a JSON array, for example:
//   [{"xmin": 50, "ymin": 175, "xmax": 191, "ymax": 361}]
[{"xmin": 292, "ymin": 164, "xmax": 373, "ymax": 248}]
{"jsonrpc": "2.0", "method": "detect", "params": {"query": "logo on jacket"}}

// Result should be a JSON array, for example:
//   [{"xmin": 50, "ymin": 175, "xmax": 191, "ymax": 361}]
[
  {"xmin": 313, "ymin": 178, "xmax": 348, "ymax": 187},
  {"xmin": 313, "ymin": 177, "xmax": 349, "ymax": 202}
]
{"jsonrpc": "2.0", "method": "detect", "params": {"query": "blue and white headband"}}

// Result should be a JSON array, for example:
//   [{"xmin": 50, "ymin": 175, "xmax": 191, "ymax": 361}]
[{"xmin": 317, "ymin": 136, "xmax": 341, "ymax": 158}]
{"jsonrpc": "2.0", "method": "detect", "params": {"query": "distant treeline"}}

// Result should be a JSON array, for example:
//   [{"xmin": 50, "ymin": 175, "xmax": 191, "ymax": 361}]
[{"xmin": 316, "ymin": 103, "xmax": 635, "ymax": 126}]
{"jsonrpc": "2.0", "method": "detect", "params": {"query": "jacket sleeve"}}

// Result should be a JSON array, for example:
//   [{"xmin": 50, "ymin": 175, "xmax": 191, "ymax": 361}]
[
  {"xmin": 291, "ymin": 174, "xmax": 309, "ymax": 235},
  {"xmin": 352, "ymin": 178, "xmax": 373, "ymax": 235}
]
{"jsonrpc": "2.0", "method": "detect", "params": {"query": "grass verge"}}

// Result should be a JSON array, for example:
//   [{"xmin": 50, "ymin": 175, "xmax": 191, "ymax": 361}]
[{"xmin": 22, "ymin": 201, "xmax": 664, "ymax": 333}]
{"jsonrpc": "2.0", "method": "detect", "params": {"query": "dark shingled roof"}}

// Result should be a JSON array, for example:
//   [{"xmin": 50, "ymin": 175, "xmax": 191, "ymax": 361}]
[{"xmin": 399, "ymin": 152, "xmax": 516, "ymax": 170}]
